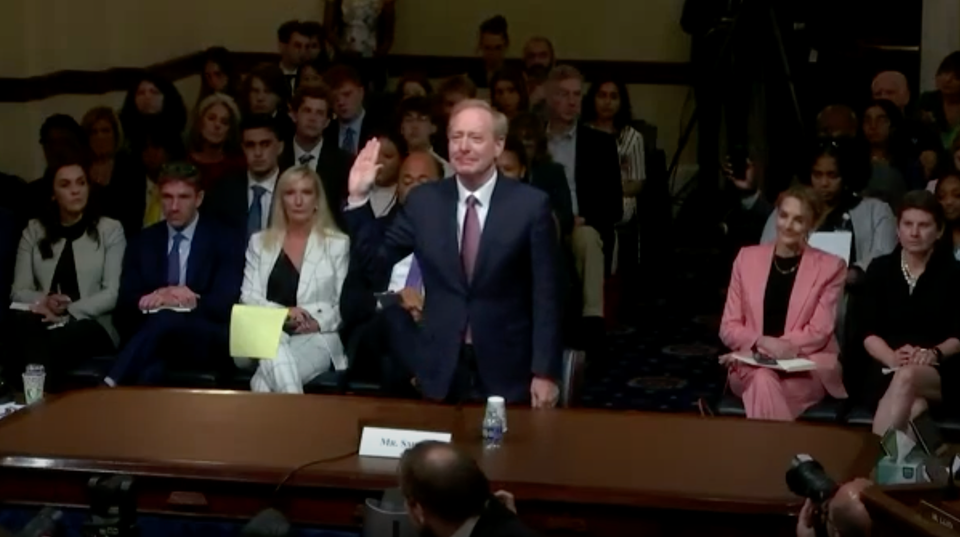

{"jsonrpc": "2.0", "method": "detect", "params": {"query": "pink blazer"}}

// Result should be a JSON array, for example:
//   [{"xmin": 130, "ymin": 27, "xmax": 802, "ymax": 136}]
[{"xmin": 720, "ymin": 244, "xmax": 848, "ymax": 399}]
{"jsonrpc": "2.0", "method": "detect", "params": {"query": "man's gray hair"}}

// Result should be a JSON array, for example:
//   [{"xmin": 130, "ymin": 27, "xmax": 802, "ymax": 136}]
[
  {"xmin": 449, "ymin": 99, "xmax": 508, "ymax": 139},
  {"xmin": 547, "ymin": 64, "xmax": 583, "ymax": 86}
]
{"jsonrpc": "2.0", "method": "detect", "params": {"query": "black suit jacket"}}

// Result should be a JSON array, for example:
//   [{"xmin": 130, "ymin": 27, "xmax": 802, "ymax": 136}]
[
  {"xmin": 203, "ymin": 172, "xmax": 257, "ymax": 235},
  {"xmin": 322, "ymin": 111, "xmax": 380, "ymax": 159},
  {"xmin": 344, "ymin": 176, "xmax": 562, "ymax": 403},
  {"xmin": 115, "ymin": 216, "xmax": 244, "ymax": 338},
  {"xmin": 0, "ymin": 208, "xmax": 18, "ymax": 316},
  {"xmin": 573, "ymin": 126, "xmax": 623, "ymax": 234},
  {"xmin": 280, "ymin": 140, "xmax": 351, "ymax": 230},
  {"xmin": 526, "ymin": 162, "xmax": 574, "ymax": 236},
  {"xmin": 470, "ymin": 500, "xmax": 540, "ymax": 537}
]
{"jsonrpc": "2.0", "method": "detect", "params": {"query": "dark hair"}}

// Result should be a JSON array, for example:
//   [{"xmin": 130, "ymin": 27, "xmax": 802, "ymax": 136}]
[
  {"xmin": 277, "ymin": 20, "xmax": 302, "ymax": 44},
  {"xmin": 397, "ymin": 96, "xmax": 437, "ymax": 125},
  {"xmin": 805, "ymin": 138, "xmax": 868, "ymax": 192},
  {"xmin": 197, "ymin": 47, "xmax": 237, "ymax": 102},
  {"xmin": 299, "ymin": 21, "xmax": 324, "ymax": 40},
  {"xmin": 523, "ymin": 37, "xmax": 555, "ymax": 67},
  {"xmin": 397, "ymin": 72, "xmax": 433, "ymax": 97},
  {"xmin": 398, "ymin": 442, "xmax": 490, "ymax": 526},
  {"xmin": 937, "ymin": 51, "xmax": 960, "ymax": 80},
  {"xmin": 581, "ymin": 77, "xmax": 634, "ymax": 131},
  {"xmin": 240, "ymin": 114, "xmax": 283, "ymax": 140},
  {"xmin": 489, "ymin": 68, "xmax": 530, "ymax": 115},
  {"xmin": 437, "ymin": 75, "xmax": 477, "ymax": 100},
  {"xmin": 132, "ymin": 120, "xmax": 186, "ymax": 160},
  {"xmin": 238, "ymin": 63, "xmax": 291, "ymax": 115},
  {"xmin": 39, "ymin": 149, "xmax": 101, "ymax": 259},
  {"xmin": 372, "ymin": 128, "xmax": 408, "ymax": 159},
  {"xmin": 324, "ymin": 64, "xmax": 363, "ymax": 90},
  {"xmin": 291, "ymin": 84, "xmax": 333, "ymax": 115},
  {"xmin": 39, "ymin": 114, "xmax": 87, "ymax": 147},
  {"xmin": 509, "ymin": 112, "xmax": 551, "ymax": 165},
  {"xmin": 294, "ymin": 57, "xmax": 329, "ymax": 89},
  {"xmin": 479, "ymin": 15, "xmax": 509, "ymax": 43},
  {"xmin": 502, "ymin": 134, "xmax": 530, "ymax": 172},
  {"xmin": 898, "ymin": 189, "xmax": 945, "ymax": 230},
  {"xmin": 158, "ymin": 162, "xmax": 202, "ymax": 192},
  {"xmin": 861, "ymin": 98, "xmax": 912, "ymax": 169},
  {"xmin": 118, "ymin": 71, "xmax": 187, "ymax": 147}
]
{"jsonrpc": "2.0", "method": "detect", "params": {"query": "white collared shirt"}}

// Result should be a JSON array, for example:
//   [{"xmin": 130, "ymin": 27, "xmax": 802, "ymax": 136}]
[
  {"xmin": 248, "ymin": 169, "xmax": 279, "ymax": 231},
  {"xmin": 546, "ymin": 122, "xmax": 579, "ymax": 214},
  {"xmin": 455, "ymin": 169, "xmax": 497, "ymax": 250},
  {"xmin": 387, "ymin": 254, "xmax": 415, "ymax": 292},
  {"xmin": 450, "ymin": 516, "xmax": 480, "ymax": 537},
  {"xmin": 293, "ymin": 139, "xmax": 324, "ymax": 171},
  {"xmin": 166, "ymin": 214, "xmax": 200, "ymax": 286}
]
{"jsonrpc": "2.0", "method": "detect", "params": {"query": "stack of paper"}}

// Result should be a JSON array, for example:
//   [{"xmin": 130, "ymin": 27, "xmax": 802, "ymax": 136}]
[{"xmin": 730, "ymin": 353, "xmax": 818, "ymax": 372}]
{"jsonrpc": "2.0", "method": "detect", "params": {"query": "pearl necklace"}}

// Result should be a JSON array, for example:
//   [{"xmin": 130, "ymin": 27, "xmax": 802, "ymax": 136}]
[{"xmin": 900, "ymin": 252, "xmax": 919, "ymax": 295}]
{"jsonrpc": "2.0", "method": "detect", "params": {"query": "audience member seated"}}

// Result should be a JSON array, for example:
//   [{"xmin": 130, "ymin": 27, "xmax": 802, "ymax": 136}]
[
  {"xmin": 497, "ymin": 134, "xmax": 572, "ymax": 236},
  {"xmin": 188, "ymin": 93, "xmax": 245, "ymax": 191},
  {"xmin": 324, "ymin": 64, "xmax": 380, "ymax": 157},
  {"xmin": 522, "ymin": 37, "xmax": 555, "ymax": 114},
  {"xmin": 761, "ymin": 141, "xmax": 897, "ymax": 281},
  {"xmin": 280, "ymin": 86, "xmax": 351, "ymax": 223},
  {"xmin": 300, "ymin": 21, "xmax": 331, "ymax": 67},
  {"xmin": 817, "ymin": 104, "xmax": 859, "ymax": 139},
  {"xmin": 396, "ymin": 71, "xmax": 432, "ymax": 100},
  {"xmin": 277, "ymin": 20, "xmax": 310, "ymax": 92},
  {"xmin": 118, "ymin": 72, "xmax": 187, "ymax": 148},
  {"xmin": 81, "ymin": 107, "xmax": 137, "ymax": 193},
  {"xmin": 489, "ymin": 68, "xmax": 529, "ymax": 121},
  {"xmin": 339, "ymin": 151, "xmax": 442, "ymax": 395},
  {"xmin": 397, "ymin": 96, "xmax": 453, "ymax": 176},
  {"xmin": 919, "ymin": 52, "xmax": 960, "ymax": 150},
  {"xmin": 237, "ymin": 166, "xmax": 349, "ymax": 393},
  {"xmin": 28, "ymin": 115, "xmax": 89, "ymax": 218},
  {"xmin": 343, "ymin": 100, "xmax": 563, "ymax": 406},
  {"xmin": 719, "ymin": 185, "xmax": 848, "ymax": 421},
  {"xmin": 105, "ymin": 163, "xmax": 243, "ymax": 386},
  {"xmin": 936, "ymin": 170, "xmax": 960, "ymax": 260},
  {"xmin": 238, "ymin": 63, "xmax": 294, "ymax": 140},
  {"xmin": 436, "ymin": 75, "xmax": 478, "ymax": 126},
  {"xmin": 871, "ymin": 71, "xmax": 942, "ymax": 180},
  {"xmin": 545, "ymin": 65, "xmax": 623, "ymax": 339},
  {"xmin": 205, "ymin": 115, "xmax": 285, "ymax": 238},
  {"xmin": 367, "ymin": 131, "xmax": 405, "ymax": 217},
  {"xmin": 861, "ymin": 99, "xmax": 916, "ymax": 202},
  {"xmin": 719, "ymin": 155, "xmax": 773, "ymax": 271},
  {"xmin": 3, "ymin": 155, "xmax": 125, "ymax": 390},
  {"xmin": 399, "ymin": 441, "xmax": 537, "ymax": 537},
  {"xmin": 294, "ymin": 57, "xmax": 328, "ymax": 91},
  {"xmin": 862, "ymin": 190, "xmax": 960, "ymax": 435},
  {"xmin": 470, "ymin": 15, "xmax": 509, "ymax": 90},
  {"xmin": 196, "ymin": 47, "xmax": 238, "ymax": 106}
]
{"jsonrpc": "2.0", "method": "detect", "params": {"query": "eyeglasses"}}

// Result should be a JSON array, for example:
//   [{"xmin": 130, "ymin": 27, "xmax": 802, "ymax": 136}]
[{"xmin": 160, "ymin": 162, "xmax": 199, "ymax": 179}]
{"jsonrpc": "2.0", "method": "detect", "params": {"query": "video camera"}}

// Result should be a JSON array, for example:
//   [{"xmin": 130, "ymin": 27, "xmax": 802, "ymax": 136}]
[{"xmin": 787, "ymin": 454, "xmax": 838, "ymax": 537}]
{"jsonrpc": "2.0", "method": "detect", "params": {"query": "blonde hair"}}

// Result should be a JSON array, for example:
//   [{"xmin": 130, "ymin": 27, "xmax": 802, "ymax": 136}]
[
  {"xmin": 547, "ymin": 64, "xmax": 583, "ymax": 86},
  {"xmin": 776, "ymin": 184, "xmax": 823, "ymax": 229},
  {"xmin": 189, "ymin": 92, "xmax": 241, "ymax": 152},
  {"xmin": 448, "ymin": 99, "xmax": 508, "ymax": 139},
  {"xmin": 261, "ymin": 165, "xmax": 344, "ymax": 250},
  {"xmin": 81, "ymin": 106, "xmax": 123, "ymax": 152}
]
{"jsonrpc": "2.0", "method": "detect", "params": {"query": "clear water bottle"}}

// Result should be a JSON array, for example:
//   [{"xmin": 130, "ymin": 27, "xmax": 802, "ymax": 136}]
[{"xmin": 482, "ymin": 413, "xmax": 503, "ymax": 449}]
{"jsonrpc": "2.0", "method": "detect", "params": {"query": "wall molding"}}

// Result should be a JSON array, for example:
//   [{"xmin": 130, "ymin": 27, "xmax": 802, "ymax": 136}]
[{"xmin": 0, "ymin": 52, "xmax": 692, "ymax": 103}]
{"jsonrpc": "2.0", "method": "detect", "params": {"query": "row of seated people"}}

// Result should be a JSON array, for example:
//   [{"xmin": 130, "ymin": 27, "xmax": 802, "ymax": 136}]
[
  {"xmin": 0, "ymin": 98, "xmax": 585, "ymax": 408},
  {"xmin": 719, "ymin": 177, "xmax": 960, "ymax": 437}
]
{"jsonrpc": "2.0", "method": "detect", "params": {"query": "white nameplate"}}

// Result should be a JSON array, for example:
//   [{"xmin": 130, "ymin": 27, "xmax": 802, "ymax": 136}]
[{"xmin": 358, "ymin": 427, "xmax": 452, "ymax": 459}]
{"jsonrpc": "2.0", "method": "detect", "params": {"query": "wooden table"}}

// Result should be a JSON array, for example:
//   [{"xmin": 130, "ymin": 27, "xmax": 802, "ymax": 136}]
[{"xmin": 0, "ymin": 389, "xmax": 878, "ymax": 536}]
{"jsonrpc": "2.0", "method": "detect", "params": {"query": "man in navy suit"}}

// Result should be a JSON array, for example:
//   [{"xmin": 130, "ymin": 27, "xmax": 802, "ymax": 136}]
[
  {"xmin": 106, "ymin": 163, "xmax": 244, "ymax": 386},
  {"xmin": 344, "ymin": 100, "xmax": 562, "ymax": 407}
]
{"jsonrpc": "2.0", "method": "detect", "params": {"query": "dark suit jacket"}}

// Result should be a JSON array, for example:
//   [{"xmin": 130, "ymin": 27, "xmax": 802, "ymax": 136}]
[
  {"xmin": 279, "ymin": 140, "xmax": 352, "ymax": 229},
  {"xmin": 115, "ymin": 216, "xmax": 244, "ymax": 338},
  {"xmin": 344, "ymin": 176, "xmax": 562, "ymax": 402},
  {"xmin": 0, "ymin": 208, "xmax": 18, "ymax": 315},
  {"xmin": 203, "ymin": 172, "xmax": 259, "ymax": 234},
  {"xmin": 526, "ymin": 162, "xmax": 574, "ymax": 236},
  {"xmin": 322, "ymin": 110, "xmax": 379, "ymax": 158},
  {"xmin": 574, "ymin": 126, "xmax": 623, "ymax": 235},
  {"xmin": 470, "ymin": 500, "xmax": 540, "ymax": 537}
]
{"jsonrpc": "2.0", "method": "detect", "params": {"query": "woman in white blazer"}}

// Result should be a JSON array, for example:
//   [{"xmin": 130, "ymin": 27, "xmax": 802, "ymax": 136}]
[
  {"xmin": 240, "ymin": 164, "xmax": 350, "ymax": 393},
  {"xmin": 6, "ymin": 156, "xmax": 125, "ymax": 387}
]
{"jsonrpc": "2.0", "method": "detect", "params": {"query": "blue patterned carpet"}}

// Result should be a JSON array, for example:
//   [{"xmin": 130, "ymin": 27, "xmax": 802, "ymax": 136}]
[{"xmin": 580, "ymin": 250, "xmax": 730, "ymax": 413}]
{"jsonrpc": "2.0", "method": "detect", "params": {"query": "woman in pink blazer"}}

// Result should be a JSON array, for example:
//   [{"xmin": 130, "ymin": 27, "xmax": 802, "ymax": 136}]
[{"xmin": 720, "ymin": 185, "xmax": 848, "ymax": 420}]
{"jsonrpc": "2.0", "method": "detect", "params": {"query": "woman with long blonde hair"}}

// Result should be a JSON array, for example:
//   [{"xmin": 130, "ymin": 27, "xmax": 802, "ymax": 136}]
[{"xmin": 239, "ymin": 165, "xmax": 350, "ymax": 393}]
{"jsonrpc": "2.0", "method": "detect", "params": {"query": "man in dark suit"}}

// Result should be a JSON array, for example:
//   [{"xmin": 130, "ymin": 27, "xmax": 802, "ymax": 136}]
[
  {"xmin": 399, "ymin": 441, "xmax": 538, "ymax": 537},
  {"xmin": 344, "ymin": 100, "xmax": 561, "ymax": 407},
  {"xmin": 280, "ymin": 85, "xmax": 350, "ymax": 224},
  {"xmin": 0, "ymin": 207, "xmax": 18, "ymax": 313},
  {"xmin": 323, "ymin": 64, "xmax": 379, "ymax": 158},
  {"xmin": 339, "ymin": 151, "xmax": 443, "ymax": 395},
  {"xmin": 105, "ymin": 163, "xmax": 244, "ymax": 386},
  {"xmin": 205, "ymin": 114, "xmax": 285, "ymax": 237},
  {"xmin": 544, "ymin": 65, "xmax": 622, "ymax": 338}
]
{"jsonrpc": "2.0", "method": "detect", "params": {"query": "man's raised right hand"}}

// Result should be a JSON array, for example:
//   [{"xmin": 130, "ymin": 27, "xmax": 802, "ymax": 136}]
[{"xmin": 347, "ymin": 138, "xmax": 383, "ymax": 204}]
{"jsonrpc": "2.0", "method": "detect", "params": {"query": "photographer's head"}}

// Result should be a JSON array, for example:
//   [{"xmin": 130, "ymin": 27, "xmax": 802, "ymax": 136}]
[{"xmin": 798, "ymin": 479, "xmax": 873, "ymax": 537}]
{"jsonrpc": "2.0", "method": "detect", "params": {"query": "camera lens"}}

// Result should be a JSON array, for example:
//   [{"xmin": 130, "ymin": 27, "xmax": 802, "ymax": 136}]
[{"xmin": 786, "ymin": 454, "xmax": 837, "ymax": 503}]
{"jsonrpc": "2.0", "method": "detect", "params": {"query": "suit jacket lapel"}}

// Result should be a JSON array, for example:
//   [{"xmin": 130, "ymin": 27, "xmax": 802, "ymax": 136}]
[
  {"xmin": 786, "ymin": 250, "xmax": 820, "ymax": 332},
  {"xmin": 259, "ymin": 233, "xmax": 283, "ymax": 293},
  {"xmin": 472, "ymin": 180, "xmax": 507, "ymax": 287},
  {"xmin": 298, "ymin": 232, "xmax": 320, "ymax": 302},
  {"xmin": 185, "ymin": 219, "xmax": 209, "ymax": 288},
  {"xmin": 750, "ymin": 244, "xmax": 773, "ymax": 335}
]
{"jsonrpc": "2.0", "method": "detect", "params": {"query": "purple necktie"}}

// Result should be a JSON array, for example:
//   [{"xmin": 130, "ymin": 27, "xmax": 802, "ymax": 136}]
[
  {"xmin": 461, "ymin": 196, "xmax": 481, "ymax": 342},
  {"xmin": 404, "ymin": 255, "xmax": 422, "ymax": 289}
]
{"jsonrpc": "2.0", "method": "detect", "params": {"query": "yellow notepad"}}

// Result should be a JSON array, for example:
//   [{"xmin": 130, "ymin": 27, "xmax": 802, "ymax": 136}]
[{"xmin": 229, "ymin": 305, "xmax": 288, "ymax": 359}]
